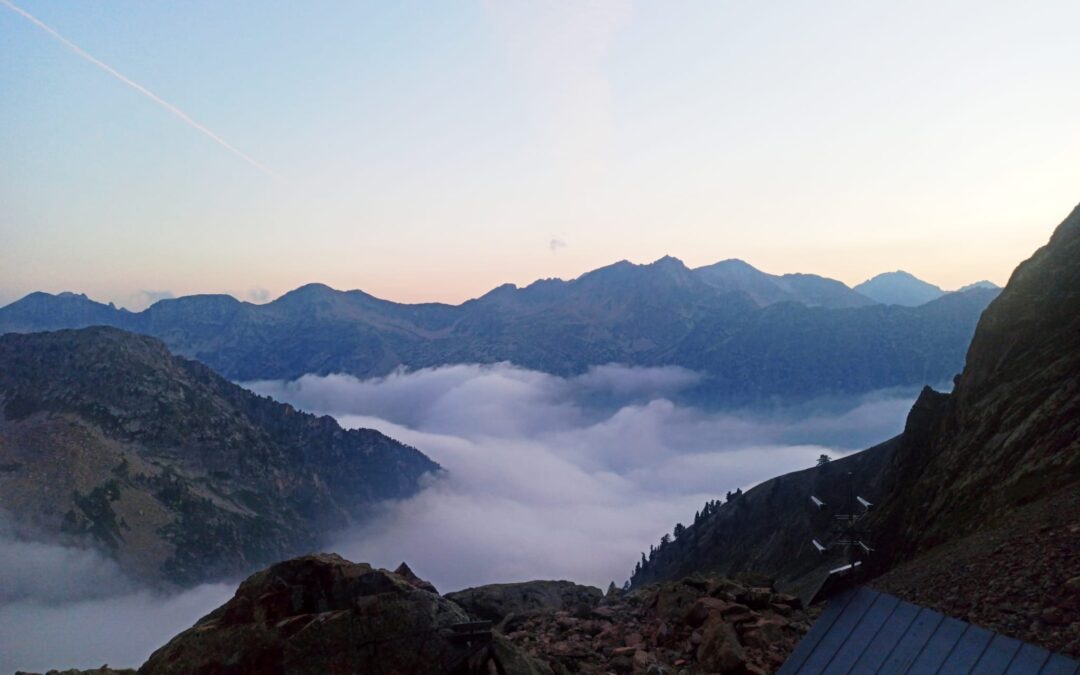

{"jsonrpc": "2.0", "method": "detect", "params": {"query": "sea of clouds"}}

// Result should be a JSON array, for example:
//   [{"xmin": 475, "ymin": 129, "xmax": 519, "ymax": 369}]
[
  {"xmin": 245, "ymin": 363, "xmax": 916, "ymax": 591},
  {"xmin": 1, "ymin": 362, "xmax": 917, "ymax": 672}
]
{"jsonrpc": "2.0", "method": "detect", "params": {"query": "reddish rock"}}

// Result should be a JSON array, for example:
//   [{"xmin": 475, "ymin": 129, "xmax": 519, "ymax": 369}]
[{"xmin": 697, "ymin": 616, "xmax": 747, "ymax": 673}]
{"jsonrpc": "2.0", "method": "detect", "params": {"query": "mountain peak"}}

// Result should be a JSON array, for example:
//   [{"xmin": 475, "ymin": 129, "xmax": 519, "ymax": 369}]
[
  {"xmin": 854, "ymin": 271, "xmax": 945, "ymax": 306},
  {"xmin": 957, "ymin": 280, "xmax": 1000, "ymax": 292},
  {"xmin": 284, "ymin": 282, "xmax": 338, "ymax": 296},
  {"xmin": 650, "ymin": 254, "xmax": 687, "ymax": 268}
]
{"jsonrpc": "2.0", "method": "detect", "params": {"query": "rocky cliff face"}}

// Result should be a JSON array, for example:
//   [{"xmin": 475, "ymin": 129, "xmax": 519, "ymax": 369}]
[
  {"xmin": 628, "ymin": 202, "xmax": 1080, "ymax": 657},
  {"xmin": 0, "ymin": 327, "xmax": 438, "ymax": 585},
  {"xmin": 873, "ymin": 202, "xmax": 1080, "ymax": 555},
  {"xmin": 860, "ymin": 203, "xmax": 1080, "ymax": 657}
]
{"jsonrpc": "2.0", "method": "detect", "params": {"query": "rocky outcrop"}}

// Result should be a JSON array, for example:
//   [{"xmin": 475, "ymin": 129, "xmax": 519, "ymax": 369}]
[
  {"xmin": 28, "ymin": 560, "xmax": 809, "ymax": 674},
  {"xmin": 627, "ymin": 202, "xmax": 1080, "ymax": 659},
  {"xmin": 872, "ymin": 201, "xmax": 1080, "ymax": 557},
  {"xmin": 0, "ymin": 327, "xmax": 438, "ymax": 585},
  {"xmin": 446, "ymin": 580, "xmax": 604, "ymax": 628},
  {"xmin": 394, "ymin": 561, "xmax": 439, "ymax": 594},
  {"xmin": 139, "ymin": 554, "xmax": 552, "ymax": 675},
  {"xmin": 862, "ymin": 203, "xmax": 1080, "ymax": 659},
  {"xmin": 15, "ymin": 669, "xmax": 135, "ymax": 675},
  {"xmin": 503, "ymin": 576, "xmax": 812, "ymax": 674}
]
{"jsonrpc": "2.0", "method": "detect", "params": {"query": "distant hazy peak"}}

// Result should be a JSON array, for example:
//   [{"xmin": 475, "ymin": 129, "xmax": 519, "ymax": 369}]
[
  {"xmin": 957, "ymin": 280, "xmax": 1001, "ymax": 292},
  {"xmin": 650, "ymin": 254, "xmax": 688, "ymax": 267},
  {"xmin": 854, "ymin": 270, "xmax": 945, "ymax": 307},
  {"xmin": 275, "ymin": 282, "xmax": 340, "ymax": 299},
  {"xmin": 694, "ymin": 257, "xmax": 760, "ymax": 270}
]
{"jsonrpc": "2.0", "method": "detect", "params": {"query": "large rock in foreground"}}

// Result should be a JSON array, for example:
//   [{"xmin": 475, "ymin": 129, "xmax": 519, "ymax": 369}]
[
  {"xmin": 447, "ymin": 580, "xmax": 604, "ymax": 627},
  {"xmin": 504, "ymin": 576, "xmax": 813, "ymax": 674},
  {"xmin": 139, "ymin": 554, "xmax": 551, "ymax": 675}
]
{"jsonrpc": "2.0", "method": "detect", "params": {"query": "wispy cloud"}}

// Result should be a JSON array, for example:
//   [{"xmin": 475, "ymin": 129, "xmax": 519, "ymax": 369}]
[{"xmin": 0, "ymin": 0, "xmax": 285, "ymax": 182}]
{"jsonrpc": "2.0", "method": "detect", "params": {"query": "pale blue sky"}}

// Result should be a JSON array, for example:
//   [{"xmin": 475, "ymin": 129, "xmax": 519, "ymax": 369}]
[{"xmin": 2, "ymin": 1, "xmax": 1078, "ymax": 309}]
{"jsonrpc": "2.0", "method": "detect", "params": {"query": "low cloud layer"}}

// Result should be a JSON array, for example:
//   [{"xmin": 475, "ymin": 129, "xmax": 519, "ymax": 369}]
[
  {"xmin": 1, "ymin": 363, "xmax": 915, "ymax": 671},
  {"xmin": 247, "ymin": 363, "xmax": 915, "ymax": 592},
  {"xmin": 0, "ymin": 526, "xmax": 233, "ymax": 673}
]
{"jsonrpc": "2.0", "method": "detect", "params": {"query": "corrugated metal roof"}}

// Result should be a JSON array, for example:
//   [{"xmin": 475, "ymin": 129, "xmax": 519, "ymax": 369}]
[{"xmin": 778, "ymin": 587, "xmax": 1079, "ymax": 675}]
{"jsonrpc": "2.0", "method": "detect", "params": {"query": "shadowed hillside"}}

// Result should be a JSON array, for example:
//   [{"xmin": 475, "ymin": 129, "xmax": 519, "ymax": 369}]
[{"xmin": 0, "ymin": 327, "xmax": 439, "ymax": 585}]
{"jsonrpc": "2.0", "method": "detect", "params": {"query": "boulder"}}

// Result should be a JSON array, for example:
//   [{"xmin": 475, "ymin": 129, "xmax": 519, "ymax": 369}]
[
  {"xmin": 697, "ymin": 616, "xmax": 747, "ymax": 673},
  {"xmin": 16, "ymin": 670, "xmax": 134, "ymax": 675},
  {"xmin": 446, "ymin": 580, "xmax": 603, "ymax": 626},
  {"xmin": 394, "ymin": 561, "xmax": 439, "ymax": 594},
  {"xmin": 139, "ymin": 553, "xmax": 550, "ymax": 675}
]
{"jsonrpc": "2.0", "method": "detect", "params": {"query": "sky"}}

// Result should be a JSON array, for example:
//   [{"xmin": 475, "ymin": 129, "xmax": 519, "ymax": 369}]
[{"xmin": 2, "ymin": 1, "xmax": 1079, "ymax": 309}]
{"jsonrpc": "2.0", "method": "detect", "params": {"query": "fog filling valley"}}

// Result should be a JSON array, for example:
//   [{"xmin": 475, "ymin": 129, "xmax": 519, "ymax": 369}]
[
  {"xmin": 248, "ymin": 363, "xmax": 918, "ymax": 592},
  {"xmin": 1, "ymin": 363, "xmax": 920, "ymax": 672}
]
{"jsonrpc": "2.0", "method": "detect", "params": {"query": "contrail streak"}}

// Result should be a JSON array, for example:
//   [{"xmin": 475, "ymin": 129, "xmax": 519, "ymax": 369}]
[{"xmin": 1, "ymin": 0, "xmax": 285, "ymax": 182}]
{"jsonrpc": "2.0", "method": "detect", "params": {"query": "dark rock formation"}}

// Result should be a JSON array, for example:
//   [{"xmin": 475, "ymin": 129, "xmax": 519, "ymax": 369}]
[
  {"xmin": 0, "ymin": 260, "xmax": 998, "ymax": 407},
  {"xmin": 0, "ymin": 327, "xmax": 438, "ymax": 585},
  {"xmin": 873, "ymin": 201, "xmax": 1080, "ymax": 555},
  {"xmin": 627, "ymin": 202, "xmax": 1080, "ymax": 658},
  {"xmin": 15, "ymin": 669, "xmax": 134, "ymax": 675},
  {"xmin": 139, "ymin": 554, "xmax": 551, "ymax": 674},
  {"xmin": 394, "ymin": 561, "xmax": 439, "ymax": 594},
  {"xmin": 446, "ymin": 580, "xmax": 604, "ymax": 628},
  {"xmin": 503, "ymin": 576, "xmax": 812, "ymax": 674},
  {"xmin": 864, "ymin": 201, "xmax": 1080, "ymax": 656}
]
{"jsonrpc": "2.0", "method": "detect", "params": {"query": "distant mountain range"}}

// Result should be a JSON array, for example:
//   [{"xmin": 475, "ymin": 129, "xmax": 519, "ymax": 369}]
[
  {"xmin": 0, "ymin": 327, "xmax": 438, "ymax": 585},
  {"xmin": 853, "ymin": 271, "xmax": 1001, "ymax": 307},
  {"xmin": 0, "ymin": 259, "xmax": 1000, "ymax": 407},
  {"xmin": 630, "ymin": 203, "xmax": 1080, "ymax": 658}
]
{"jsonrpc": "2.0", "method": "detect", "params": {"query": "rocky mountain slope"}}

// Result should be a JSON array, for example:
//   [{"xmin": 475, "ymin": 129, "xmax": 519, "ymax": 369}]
[
  {"xmin": 0, "ymin": 327, "xmax": 438, "ymax": 585},
  {"xmin": 0, "ymin": 258, "xmax": 998, "ymax": 407},
  {"xmin": 628, "ymin": 202, "xmax": 1080, "ymax": 657},
  {"xmin": 629, "ymin": 435, "xmax": 902, "ymax": 596},
  {"xmin": 692, "ymin": 259, "xmax": 875, "ymax": 308},
  {"xmin": 871, "ymin": 203, "xmax": 1080, "ymax": 555}
]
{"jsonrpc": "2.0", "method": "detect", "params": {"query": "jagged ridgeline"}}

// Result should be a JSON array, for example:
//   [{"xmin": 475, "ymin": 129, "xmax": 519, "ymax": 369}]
[
  {"xmin": 0, "ymin": 327, "xmax": 439, "ymax": 585},
  {"xmin": 629, "ymin": 202, "xmax": 1080, "ymax": 657},
  {"xmin": 0, "ymin": 258, "xmax": 999, "ymax": 407}
]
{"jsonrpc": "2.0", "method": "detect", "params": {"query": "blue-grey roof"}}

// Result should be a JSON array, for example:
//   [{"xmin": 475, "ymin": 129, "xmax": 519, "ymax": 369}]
[{"xmin": 778, "ymin": 586, "xmax": 1079, "ymax": 675}]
